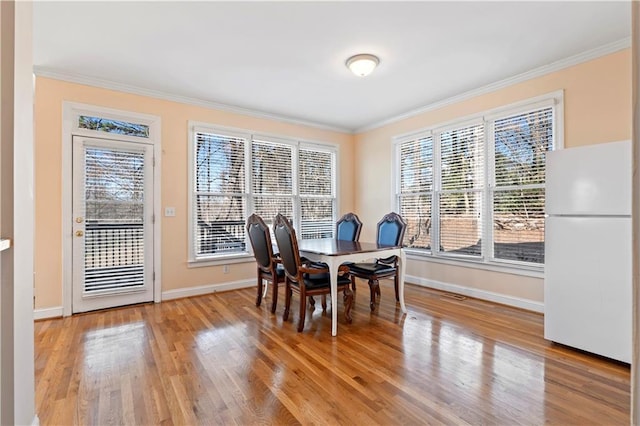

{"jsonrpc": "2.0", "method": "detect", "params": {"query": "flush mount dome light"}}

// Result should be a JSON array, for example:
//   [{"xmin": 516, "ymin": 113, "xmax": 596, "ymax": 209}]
[{"xmin": 346, "ymin": 54, "xmax": 379, "ymax": 77}]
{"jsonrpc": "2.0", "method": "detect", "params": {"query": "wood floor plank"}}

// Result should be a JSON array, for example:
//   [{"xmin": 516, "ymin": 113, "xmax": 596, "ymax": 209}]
[{"xmin": 35, "ymin": 281, "xmax": 630, "ymax": 425}]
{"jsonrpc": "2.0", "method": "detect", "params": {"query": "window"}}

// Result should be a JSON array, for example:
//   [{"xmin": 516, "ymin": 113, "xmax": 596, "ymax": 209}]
[
  {"xmin": 439, "ymin": 123, "xmax": 484, "ymax": 257},
  {"xmin": 395, "ymin": 93, "xmax": 561, "ymax": 269},
  {"xmin": 78, "ymin": 115, "xmax": 150, "ymax": 138},
  {"xmin": 299, "ymin": 148, "xmax": 335, "ymax": 239},
  {"xmin": 190, "ymin": 124, "xmax": 337, "ymax": 261},
  {"xmin": 193, "ymin": 130, "xmax": 248, "ymax": 258}
]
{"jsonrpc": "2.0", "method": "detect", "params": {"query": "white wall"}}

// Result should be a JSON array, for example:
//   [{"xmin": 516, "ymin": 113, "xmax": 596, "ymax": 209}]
[{"xmin": 0, "ymin": 1, "xmax": 36, "ymax": 424}]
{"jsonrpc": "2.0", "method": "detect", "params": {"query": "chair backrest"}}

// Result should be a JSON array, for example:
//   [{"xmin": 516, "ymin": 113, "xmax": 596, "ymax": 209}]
[
  {"xmin": 336, "ymin": 212, "xmax": 363, "ymax": 242},
  {"xmin": 377, "ymin": 212, "xmax": 407, "ymax": 246},
  {"xmin": 246, "ymin": 214, "xmax": 275, "ymax": 271},
  {"xmin": 273, "ymin": 213, "xmax": 302, "ymax": 281}
]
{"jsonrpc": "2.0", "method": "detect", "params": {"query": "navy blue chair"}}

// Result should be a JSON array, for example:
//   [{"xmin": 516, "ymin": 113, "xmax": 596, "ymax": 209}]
[
  {"xmin": 336, "ymin": 212, "xmax": 363, "ymax": 242},
  {"xmin": 246, "ymin": 214, "xmax": 285, "ymax": 313},
  {"xmin": 348, "ymin": 212, "xmax": 406, "ymax": 311}
]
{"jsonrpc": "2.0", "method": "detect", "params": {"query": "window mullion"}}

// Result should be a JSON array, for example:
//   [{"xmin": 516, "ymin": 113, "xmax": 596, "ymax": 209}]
[
  {"xmin": 485, "ymin": 119, "xmax": 495, "ymax": 262},
  {"xmin": 293, "ymin": 144, "xmax": 300, "ymax": 232},
  {"xmin": 433, "ymin": 131, "xmax": 441, "ymax": 256}
]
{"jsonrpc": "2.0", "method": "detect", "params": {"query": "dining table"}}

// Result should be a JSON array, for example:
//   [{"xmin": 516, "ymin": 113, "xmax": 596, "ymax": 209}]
[{"xmin": 298, "ymin": 238, "xmax": 407, "ymax": 336}]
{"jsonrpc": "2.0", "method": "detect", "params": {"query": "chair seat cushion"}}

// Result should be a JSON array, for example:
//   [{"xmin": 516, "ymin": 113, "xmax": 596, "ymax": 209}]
[
  {"xmin": 302, "ymin": 272, "xmax": 351, "ymax": 289},
  {"xmin": 348, "ymin": 262, "xmax": 396, "ymax": 276}
]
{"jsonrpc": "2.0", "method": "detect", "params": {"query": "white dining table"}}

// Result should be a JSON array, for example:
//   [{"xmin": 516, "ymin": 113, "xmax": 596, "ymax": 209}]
[{"xmin": 298, "ymin": 238, "xmax": 406, "ymax": 336}]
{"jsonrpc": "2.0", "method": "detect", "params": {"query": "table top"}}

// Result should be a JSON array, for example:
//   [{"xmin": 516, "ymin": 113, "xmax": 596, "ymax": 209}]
[{"xmin": 298, "ymin": 238, "xmax": 400, "ymax": 256}]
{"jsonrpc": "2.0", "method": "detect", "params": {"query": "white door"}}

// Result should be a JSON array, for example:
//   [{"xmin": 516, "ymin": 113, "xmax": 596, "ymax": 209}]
[{"xmin": 72, "ymin": 136, "xmax": 154, "ymax": 313}]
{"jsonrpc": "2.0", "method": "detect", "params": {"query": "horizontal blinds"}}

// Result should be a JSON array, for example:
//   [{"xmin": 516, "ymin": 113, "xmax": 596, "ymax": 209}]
[
  {"xmin": 492, "ymin": 107, "xmax": 551, "ymax": 264},
  {"xmin": 253, "ymin": 195, "xmax": 294, "ymax": 234},
  {"xmin": 399, "ymin": 194, "xmax": 431, "ymax": 249},
  {"xmin": 494, "ymin": 107, "xmax": 553, "ymax": 187},
  {"xmin": 195, "ymin": 132, "xmax": 245, "ymax": 194},
  {"xmin": 194, "ymin": 131, "xmax": 247, "ymax": 257},
  {"xmin": 83, "ymin": 147, "xmax": 146, "ymax": 293},
  {"xmin": 492, "ymin": 188, "xmax": 545, "ymax": 263},
  {"xmin": 440, "ymin": 124, "xmax": 484, "ymax": 190},
  {"xmin": 195, "ymin": 195, "xmax": 246, "ymax": 255},
  {"xmin": 439, "ymin": 191, "xmax": 482, "ymax": 256},
  {"xmin": 252, "ymin": 140, "xmax": 293, "ymax": 195},
  {"xmin": 85, "ymin": 148, "xmax": 145, "ymax": 222},
  {"xmin": 300, "ymin": 148, "xmax": 335, "ymax": 239},
  {"xmin": 400, "ymin": 137, "xmax": 433, "ymax": 193},
  {"xmin": 300, "ymin": 198, "xmax": 334, "ymax": 239},
  {"xmin": 439, "ymin": 124, "xmax": 484, "ymax": 258},
  {"xmin": 399, "ymin": 137, "xmax": 433, "ymax": 249},
  {"xmin": 299, "ymin": 149, "xmax": 333, "ymax": 196},
  {"xmin": 251, "ymin": 140, "xmax": 294, "ymax": 240}
]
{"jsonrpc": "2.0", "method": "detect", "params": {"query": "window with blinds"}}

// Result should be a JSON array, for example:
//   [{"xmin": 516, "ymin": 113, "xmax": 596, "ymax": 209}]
[
  {"xmin": 299, "ymin": 148, "xmax": 335, "ymax": 239},
  {"xmin": 84, "ymin": 147, "xmax": 146, "ymax": 292},
  {"xmin": 190, "ymin": 123, "xmax": 337, "ymax": 261},
  {"xmin": 252, "ymin": 140, "xmax": 294, "ymax": 231},
  {"xmin": 491, "ymin": 107, "xmax": 553, "ymax": 264},
  {"xmin": 439, "ymin": 124, "xmax": 484, "ymax": 257},
  {"xmin": 398, "ymin": 136, "xmax": 433, "ymax": 250},
  {"xmin": 394, "ymin": 94, "xmax": 560, "ymax": 269},
  {"xmin": 193, "ymin": 131, "xmax": 247, "ymax": 257}
]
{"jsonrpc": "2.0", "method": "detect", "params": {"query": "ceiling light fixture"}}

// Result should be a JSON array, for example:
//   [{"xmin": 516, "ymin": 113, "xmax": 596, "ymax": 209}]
[{"xmin": 346, "ymin": 54, "xmax": 379, "ymax": 77}]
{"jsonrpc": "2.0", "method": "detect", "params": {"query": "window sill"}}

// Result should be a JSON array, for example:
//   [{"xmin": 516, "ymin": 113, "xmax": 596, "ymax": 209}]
[
  {"xmin": 188, "ymin": 254, "xmax": 254, "ymax": 268},
  {"xmin": 404, "ymin": 250, "xmax": 544, "ymax": 278}
]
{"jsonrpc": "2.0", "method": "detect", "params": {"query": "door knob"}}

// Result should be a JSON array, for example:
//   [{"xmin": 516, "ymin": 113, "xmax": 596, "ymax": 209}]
[{"xmin": 75, "ymin": 230, "xmax": 84, "ymax": 237}]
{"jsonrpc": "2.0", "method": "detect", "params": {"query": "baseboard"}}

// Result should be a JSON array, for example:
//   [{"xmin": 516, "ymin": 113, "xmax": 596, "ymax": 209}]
[
  {"xmin": 33, "ymin": 306, "xmax": 63, "ymax": 320},
  {"xmin": 161, "ymin": 279, "xmax": 255, "ymax": 301},
  {"xmin": 407, "ymin": 274, "xmax": 544, "ymax": 313},
  {"xmin": 32, "ymin": 281, "xmax": 257, "ymax": 317}
]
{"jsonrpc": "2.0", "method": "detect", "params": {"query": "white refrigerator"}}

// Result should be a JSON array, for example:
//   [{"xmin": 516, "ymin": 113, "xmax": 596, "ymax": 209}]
[{"xmin": 544, "ymin": 140, "xmax": 631, "ymax": 363}]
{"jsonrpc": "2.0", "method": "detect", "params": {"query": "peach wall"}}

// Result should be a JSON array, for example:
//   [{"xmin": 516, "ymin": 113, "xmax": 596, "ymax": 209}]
[
  {"xmin": 34, "ymin": 49, "xmax": 631, "ymax": 311},
  {"xmin": 353, "ymin": 50, "xmax": 631, "ymax": 306},
  {"xmin": 34, "ymin": 77, "xmax": 354, "ymax": 309}
]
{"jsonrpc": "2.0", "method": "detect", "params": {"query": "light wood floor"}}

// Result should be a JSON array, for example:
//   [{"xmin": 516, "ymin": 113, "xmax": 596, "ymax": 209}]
[{"xmin": 35, "ymin": 281, "xmax": 630, "ymax": 425}]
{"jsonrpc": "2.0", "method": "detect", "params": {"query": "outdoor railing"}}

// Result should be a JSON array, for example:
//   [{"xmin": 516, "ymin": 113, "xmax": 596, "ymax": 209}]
[{"xmin": 84, "ymin": 221, "xmax": 144, "ymax": 269}]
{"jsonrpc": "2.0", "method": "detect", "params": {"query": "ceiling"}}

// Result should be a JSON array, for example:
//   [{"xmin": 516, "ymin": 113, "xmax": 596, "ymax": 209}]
[{"xmin": 33, "ymin": 1, "xmax": 631, "ymax": 133}]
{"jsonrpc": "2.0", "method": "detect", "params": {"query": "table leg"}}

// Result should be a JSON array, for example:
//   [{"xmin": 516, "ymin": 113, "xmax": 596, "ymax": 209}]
[
  {"xmin": 398, "ymin": 249, "xmax": 407, "ymax": 313},
  {"xmin": 329, "ymin": 258, "xmax": 338, "ymax": 336}
]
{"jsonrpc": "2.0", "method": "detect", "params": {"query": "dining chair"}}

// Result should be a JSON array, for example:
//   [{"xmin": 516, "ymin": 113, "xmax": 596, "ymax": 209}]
[
  {"xmin": 246, "ymin": 214, "xmax": 285, "ymax": 313},
  {"xmin": 336, "ymin": 212, "xmax": 363, "ymax": 241},
  {"xmin": 348, "ymin": 212, "xmax": 407, "ymax": 311},
  {"xmin": 272, "ymin": 213, "xmax": 353, "ymax": 332}
]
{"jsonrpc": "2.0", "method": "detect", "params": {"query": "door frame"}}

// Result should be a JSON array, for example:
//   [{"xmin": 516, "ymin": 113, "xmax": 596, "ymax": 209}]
[{"xmin": 62, "ymin": 102, "xmax": 162, "ymax": 316}]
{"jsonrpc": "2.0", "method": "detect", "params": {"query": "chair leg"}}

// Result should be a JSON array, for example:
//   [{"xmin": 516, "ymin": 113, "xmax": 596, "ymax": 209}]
[
  {"xmin": 298, "ymin": 288, "xmax": 307, "ymax": 332},
  {"xmin": 255, "ymin": 270, "xmax": 263, "ymax": 307},
  {"xmin": 394, "ymin": 272, "xmax": 399, "ymax": 302},
  {"xmin": 309, "ymin": 296, "xmax": 315, "ymax": 307},
  {"xmin": 321, "ymin": 295, "xmax": 327, "ymax": 312},
  {"xmin": 270, "ymin": 279, "xmax": 278, "ymax": 314},
  {"xmin": 343, "ymin": 287, "xmax": 353, "ymax": 324},
  {"xmin": 368, "ymin": 279, "xmax": 379, "ymax": 311},
  {"xmin": 283, "ymin": 280, "xmax": 292, "ymax": 321},
  {"xmin": 351, "ymin": 275, "xmax": 357, "ymax": 292}
]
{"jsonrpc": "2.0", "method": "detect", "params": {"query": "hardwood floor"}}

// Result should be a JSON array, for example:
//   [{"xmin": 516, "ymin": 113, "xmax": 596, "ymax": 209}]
[{"xmin": 35, "ymin": 282, "xmax": 630, "ymax": 425}]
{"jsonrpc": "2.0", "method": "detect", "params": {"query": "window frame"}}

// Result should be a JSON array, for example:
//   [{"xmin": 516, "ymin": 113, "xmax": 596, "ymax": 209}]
[
  {"xmin": 393, "ymin": 91, "xmax": 564, "ymax": 274},
  {"xmin": 188, "ymin": 122, "xmax": 339, "ymax": 265}
]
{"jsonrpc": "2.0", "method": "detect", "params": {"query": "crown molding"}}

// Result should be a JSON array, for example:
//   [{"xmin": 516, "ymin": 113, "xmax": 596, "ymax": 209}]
[
  {"xmin": 32, "ymin": 66, "xmax": 351, "ymax": 134},
  {"xmin": 355, "ymin": 37, "xmax": 631, "ymax": 134}
]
